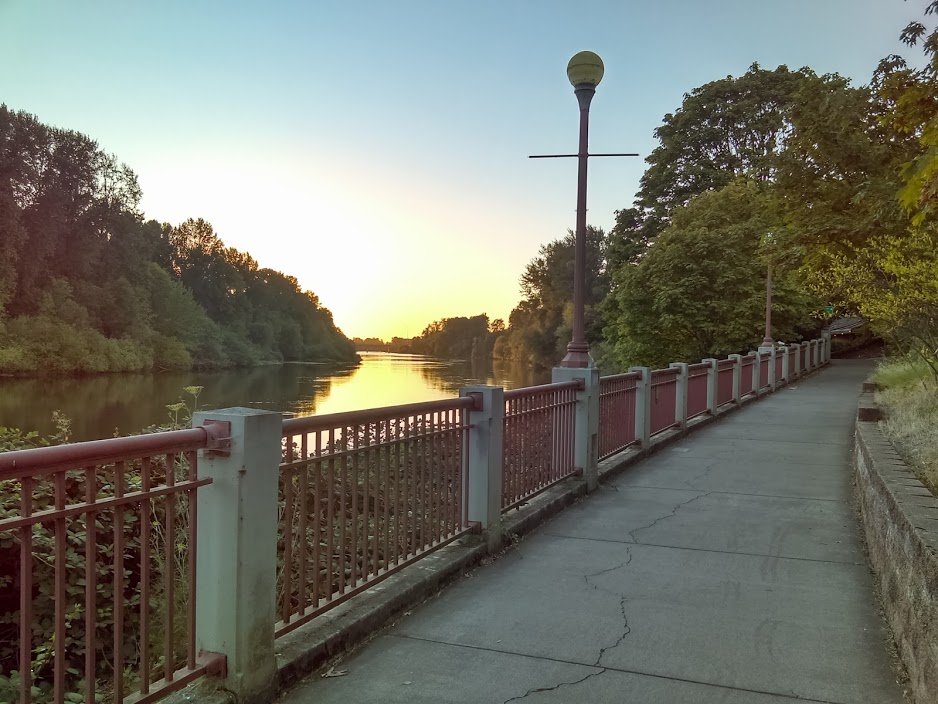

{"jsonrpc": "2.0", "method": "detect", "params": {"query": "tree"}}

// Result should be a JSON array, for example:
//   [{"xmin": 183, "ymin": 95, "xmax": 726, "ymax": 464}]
[
  {"xmin": 602, "ymin": 181, "xmax": 817, "ymax": 369},
  {"xmin": 498, "ymin": 227, "xmax": 608, "ymax": 367},
  {"xmin": 629, "ymin": 64, "xmax": 812, "ymax": 238}
]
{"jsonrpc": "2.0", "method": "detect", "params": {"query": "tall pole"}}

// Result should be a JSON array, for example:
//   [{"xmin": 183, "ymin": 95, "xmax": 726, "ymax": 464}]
[
  {"xmin": 561, "ymin": 86, "xmax": 595, "ymax": 368},
  {"xmin": 762, "ymin": 259, "xmax": 773, "ymax": 347}
]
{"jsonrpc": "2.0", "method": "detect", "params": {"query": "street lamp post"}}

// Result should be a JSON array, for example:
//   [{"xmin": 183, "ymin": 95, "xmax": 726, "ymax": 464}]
[
  {"xmin": 561, "ymin": 51, "xmax": 604, "ymax": 368},
  {"xmin": 762, "ymin": 260, "xmax": 774, "ymax": 347},
  {"xmin": 762, "ymin": 231, "xmax": 775, "ymax": 347},
  {"xmin": 530, "ymin": 52, "xmax": 636, "ymax": 367}
]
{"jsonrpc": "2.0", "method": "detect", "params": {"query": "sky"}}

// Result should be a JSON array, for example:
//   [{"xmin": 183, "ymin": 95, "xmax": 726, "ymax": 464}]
[{"xmin": 0, "ymin": 0, "xmax": 918, "ymax": 340}]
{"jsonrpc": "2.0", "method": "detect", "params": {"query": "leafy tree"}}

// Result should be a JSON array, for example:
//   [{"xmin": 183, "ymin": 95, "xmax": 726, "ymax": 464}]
[
  {"xmin": 603, "ymin": 181, "xmax": 817, "ymax": 369},
  {"xmin": 497, "ymin": 227, "xmax": 608, "ymax": 367}
]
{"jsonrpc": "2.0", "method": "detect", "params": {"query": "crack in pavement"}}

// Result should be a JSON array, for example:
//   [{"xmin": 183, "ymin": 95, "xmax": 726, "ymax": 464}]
[
  {"xmin": 684, "ymin": 459, "xmax": 719, "ymax": 491},
  {"xmin": 595, "ymin": 594, "xmax": 631, "ymax": 666},
  {"xmin": 504, "ymin": 550, "xmax": 635, "ymax": 701},
  {"xmin": 501, "ymin": 670, "xmax": 606, "ymax": 703},
  {"xmin": 627, "ymin": 491, "xmax": 712, "ymax": 543}
]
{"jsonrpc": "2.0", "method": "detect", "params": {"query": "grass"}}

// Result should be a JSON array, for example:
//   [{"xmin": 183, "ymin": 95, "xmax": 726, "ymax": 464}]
[{"xmin": 873, "ymin": 358, "xmax": 938, "ymax": 495}]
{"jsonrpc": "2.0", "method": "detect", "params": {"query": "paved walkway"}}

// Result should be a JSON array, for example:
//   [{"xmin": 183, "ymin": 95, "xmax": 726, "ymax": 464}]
[{"xmin": 282, "ymin": 360, "xmax": 905, "ymax": 703}]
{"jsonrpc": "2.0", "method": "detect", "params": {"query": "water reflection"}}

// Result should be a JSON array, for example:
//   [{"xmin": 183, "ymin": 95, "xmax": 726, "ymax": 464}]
[{"xmin": 0, "ymin": 353, "xmax": 549, "ymax": 442}]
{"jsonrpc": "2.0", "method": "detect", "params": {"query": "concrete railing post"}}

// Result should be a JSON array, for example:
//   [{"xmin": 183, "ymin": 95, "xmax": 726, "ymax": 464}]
[
  {"xmin": 822, "ymin": 329, "xmax": 832, "ymax": 364},
  {"xmin": 792, "ymin": 342, "xmax": 801, "ymax": 378},
  {"xmin": 803, "ymin": 342, "xmax": 812, "ymax": 373},
  {"xmin": 812, "ymin": 339, "xmax": 820, "ymax": 368},
  {"xmin": 669, "ymin": 362, "xmax": 689, "ymax": 430},
  {"xmin": 552, "ymin": 367, "xmax": 600, "ymax": 491},
  {"xmin": 703, "ymin": 358, "xmax": 718, "ymax": 414},
  {"xmin": 759, "ymin": 346, "xmax": 777, "ymax": 391},
  {"xmin": 193, "ymin": 407, "xmax": 282, "ymax": 704},
  {"xmin": 780, "ymin": 345, "xmax": 790, "ymax": 384},
  {"xmin": 728, "ymin": 354, "xmax": 743, "ymax": 404},
  {"xmin": 629, "ymin": 367, "xmax": 652, "ymax": 448},
  {"xmin": 460, "ymin": 385, "xmax": 505, "ymax": 549}
]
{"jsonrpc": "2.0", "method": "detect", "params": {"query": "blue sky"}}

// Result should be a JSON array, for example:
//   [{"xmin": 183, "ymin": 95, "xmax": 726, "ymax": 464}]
[{"xmin": 0, "ymin": 0, "xmax": 917, "ymax": 338}]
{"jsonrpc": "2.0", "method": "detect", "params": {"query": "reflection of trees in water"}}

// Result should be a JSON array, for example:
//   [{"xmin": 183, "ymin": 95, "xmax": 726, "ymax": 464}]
[
  {"xmin": 417, "ymin": 357, "xmax": 548, "ymax": 394},
  {"xmin": 0, "ymin": 364, "xmax": 345, "ymax": 441},
  {"xmin": 0, "ymin": 358, "xmax": 548, "ymax": 443}
]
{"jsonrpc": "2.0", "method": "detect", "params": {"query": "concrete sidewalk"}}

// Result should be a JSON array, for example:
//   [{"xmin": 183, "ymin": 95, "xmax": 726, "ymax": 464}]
[{"xmin": 281, "ymin": 360, "xmax": 905, "ymax": 704}]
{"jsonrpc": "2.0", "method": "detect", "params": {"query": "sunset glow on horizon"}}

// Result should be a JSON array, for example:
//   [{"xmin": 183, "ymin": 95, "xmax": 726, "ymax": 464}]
[{"xmin": 0, "ymin": 0, "xmax": 913, "ymax": 340}]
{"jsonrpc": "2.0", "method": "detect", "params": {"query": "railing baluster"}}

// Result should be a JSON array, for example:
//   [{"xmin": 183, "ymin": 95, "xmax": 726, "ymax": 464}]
[
  {"xmin": 53, "ymin": 471, "xmax": 66, "ymax": 704},
  {"xmin": 84, "ymin": 467, "xmax": 96, "ymax": 704},
  {"xmin": 298, "ymin": 433, "xmax": 308, "ymax": 620},
  {"xmin": 140, "ymin": 457, "xmax": 151, "ymax": 695},
  {"xmin": 186, "ymin": 450, "xmax": 198, "ymax": 670},
  {"xmin": 20, "ymin": 476, "xmax": 33, "ymax": 704},
  {"xmin": 114, "ymin": 461, "xmax": 126, "ymax": 702},
  {"xmin": 164, "ymin": 453, "xmax": 175, "ymax": 684}
]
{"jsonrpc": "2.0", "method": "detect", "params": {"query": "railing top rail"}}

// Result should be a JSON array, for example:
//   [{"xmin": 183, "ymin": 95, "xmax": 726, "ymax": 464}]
[
  {"xmin": 504, "ymin": 379, "xmax": 581, "ymax": 400},
  {"xmin": 650, "ymin": 367, "xmax": 680, "ymax": 378},
  {"xmin": 0, "ymin": 427, "xmax": 210, "ymax": 479},
  {"xmin": 282, "ymin": 396, "xmax": 475, "ymax": 435},
  {"xmin": 741, "ymin": 353, "xmax": 756, "ymax": 362},
  {"xmin": 688, "ymin": 362, "xmax": 711, "ymax": 374},
  {"xmin": 717, "ymin": 358, "xmax": 736, "ymax": 369},
  {"xmin": 600, "ymin": 371, "xmax": 641, "ymax": 383}
]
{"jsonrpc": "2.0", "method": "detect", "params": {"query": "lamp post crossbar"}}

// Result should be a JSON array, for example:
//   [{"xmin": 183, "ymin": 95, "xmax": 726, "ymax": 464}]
[{"xmin": 530, "ymin": 56, "xmax": 638, "ymax": 367}]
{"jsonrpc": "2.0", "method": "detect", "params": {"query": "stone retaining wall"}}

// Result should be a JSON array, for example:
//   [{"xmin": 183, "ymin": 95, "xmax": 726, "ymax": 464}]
[{"xmin": 854, "ymin": 391, "xmax": 938, "ymax": 703}]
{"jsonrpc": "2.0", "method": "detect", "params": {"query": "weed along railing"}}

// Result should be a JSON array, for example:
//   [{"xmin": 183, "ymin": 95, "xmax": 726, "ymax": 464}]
[
  {"xmin": 0, "ymin": 334, "xmax": 832, "ymax": 704},
  {"xmin": 0, "ymin": 425, "xmax": 228, "ymax": 704},
  {"xmin": 276, "ymin": 398, "xmax": 474, "ymax": 637},
  {"xmin": 502, "ymin": 381, "xmax": 579, "ymax": 509}
]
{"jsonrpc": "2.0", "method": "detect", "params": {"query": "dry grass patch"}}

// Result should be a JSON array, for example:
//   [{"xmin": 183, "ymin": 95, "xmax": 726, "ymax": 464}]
[{"xmin": 873, "ymin": 359, "xmax": 938, "ymax": 495}]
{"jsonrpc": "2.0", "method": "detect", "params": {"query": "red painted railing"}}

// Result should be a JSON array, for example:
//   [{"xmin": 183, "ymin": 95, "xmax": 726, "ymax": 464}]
[
  {"xmin": 502, "ymin": 381, "xmax": 579, "ymax": 509},
  {"xmin": 649, "ymin": 368, "xmax": 679, "ymax": 436},
  {"xmin": 717, "ymin": 359, "xmax": 735, "ymax": 406},
  {"xmin": 0, "ymin": 429, "xmax": 225, "ymax": 704},
  {"xmin": 598, "ymin": 372, "xmax": 639, "ymax": 459},
  {"xmin": 759, "ymin": 352, "xmax": 771, "ymax": 389},
  {"xmin": 686, "ymin": 363, "xmax": 710, "ymax": 419},
  {"xmin": 801, "ymin": 345, "xmax": 809, "ymax": 370},
  {"xmin": 276, "ymin": 398, "xmax": 474, "ymax": 637},
  {"xmin": 740, "ymin": 354, "xmax": 755, "ymax": 396}
]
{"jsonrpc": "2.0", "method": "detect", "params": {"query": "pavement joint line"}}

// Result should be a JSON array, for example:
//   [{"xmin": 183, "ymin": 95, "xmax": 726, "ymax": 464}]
[
  {"xmin": 692, "ymin": 436, "xmax": 851, "ymax": 448},
  {"xmin": 632, "ymin": 455, "xmax": 854, "ymax": 469},
  {"xmin": 610, "ymin": 484, "xmax": 850, "ymax": 504},
  {"xmin": 389, "ymin": 634, "xmax": 846, "ymax": 704},
  {"xmin": 540, "ymin": 532, "xmax": 868, "ymax": 567}
]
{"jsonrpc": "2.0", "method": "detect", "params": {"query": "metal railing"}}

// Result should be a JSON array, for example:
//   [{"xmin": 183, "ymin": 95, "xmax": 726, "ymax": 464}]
[
  {"xmin": 0, "ymin": 428, "xmax": 226, "ymax": 704},
  {"xmin": 758, "ymin": 352, "xmax": 771, "ymax": 390},
  {"xmin": 686, "ymin": 362, "xmax": 711, "ymax": 419},
  {"xmin": 649, "ymin": 368, "xmax": 679, "ymax": 436},
  {"xmin": 276, "ymin": 398, "xmax": 474, "ymax": 637},
  {"xmin": 502, "ymin": 381, "xmax": 579, "ymax": 510},
  {"xmin": 598, "ymin": 372, "xmax": 639, "ymax": 460},
  {"xmin": 740, "ymin": 354, "xmax": 756, "ymax": 397},
  {"xmin": 717, "ymin": 359, "xmax": 736, "ymax": 406}
]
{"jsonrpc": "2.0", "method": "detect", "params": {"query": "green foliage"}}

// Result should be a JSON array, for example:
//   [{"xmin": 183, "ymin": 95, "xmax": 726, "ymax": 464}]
[
  {"xmin": 602, "ymin": 181, "xmax": 817, "ymax": 369},
  {"xmin": 497, "ymin": 227, "xmax": 608, "ymax": 368},
  {"xmin": 0, "ymin": 105, "xmax": 358, "ymax": 376},
  {"xmin": 0, "ymin": 399, "xmax": 202, "ymax": 700}
]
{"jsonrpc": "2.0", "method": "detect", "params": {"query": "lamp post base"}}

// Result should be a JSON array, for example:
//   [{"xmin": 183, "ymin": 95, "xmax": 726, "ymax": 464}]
[{"xmin": 560, "ymin": 342, "xmax": 593, "ymax": 368}]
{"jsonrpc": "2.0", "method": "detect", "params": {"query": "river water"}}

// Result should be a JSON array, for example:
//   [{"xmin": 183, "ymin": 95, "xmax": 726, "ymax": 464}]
[{"xmin": 0, "ymin": 353, "xmax": 549, "ymax": 442}]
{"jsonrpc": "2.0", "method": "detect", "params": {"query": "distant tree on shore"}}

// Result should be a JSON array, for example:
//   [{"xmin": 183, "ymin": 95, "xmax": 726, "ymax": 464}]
[{"xmin": 0, "ymin": 105, "xmax": 358, "ymax": 375}]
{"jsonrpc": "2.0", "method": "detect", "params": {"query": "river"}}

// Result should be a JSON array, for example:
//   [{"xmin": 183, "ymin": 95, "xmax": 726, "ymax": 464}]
[{"xmin": 0, "ymin": 353, "xmax": 549, "ymax": 442}]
